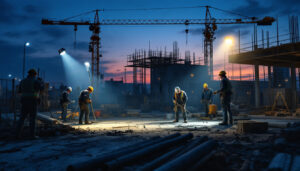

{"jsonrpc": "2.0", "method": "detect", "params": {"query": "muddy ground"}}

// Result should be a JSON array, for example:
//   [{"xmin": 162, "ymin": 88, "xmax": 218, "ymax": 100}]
[{"xmin": 0, "ymin": 114, "xmax": 300, "ymax": 171}]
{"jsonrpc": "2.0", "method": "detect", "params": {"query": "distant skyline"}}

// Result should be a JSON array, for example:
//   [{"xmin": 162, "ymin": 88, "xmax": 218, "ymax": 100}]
[{"xmin": 0, "ymin": 0, "xmax": 299, "ymax": 84}]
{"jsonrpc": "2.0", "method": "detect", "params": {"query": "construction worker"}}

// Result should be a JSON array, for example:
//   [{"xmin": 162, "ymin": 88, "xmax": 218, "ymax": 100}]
[
  {"xmin": 201, "ymin": 83, "xmax": 213, "ymax": 116},
  {"xmin": 78, "ymin": 86, "xmax": 93, "ymax": 124},
  {"xmin": 214, "ymin": 71, "xmax": 233, "ymax": 125},
  {"xmin": 173, "ymin": 86, "xmax": 188, "ymax": 123},
  {"xmin": 60, "ymin": 86, "xmax": 72, "ymax": 122},
  {"xmin": 16, "ymin": 69, "xmax": 44, "ymax": 139}
]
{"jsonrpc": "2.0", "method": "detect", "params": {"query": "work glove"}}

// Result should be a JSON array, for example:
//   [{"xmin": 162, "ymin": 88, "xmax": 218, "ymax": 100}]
[{"xmin": 213, "ymin": 91, "xmax": 217, "ymax": 95}]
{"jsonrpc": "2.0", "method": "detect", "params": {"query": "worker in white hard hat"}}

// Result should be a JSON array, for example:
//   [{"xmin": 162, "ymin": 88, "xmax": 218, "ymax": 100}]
[
  {"xmin": 60, "ymin": 86, "xmax": 73, "ymax": 122},
  {"xmin": 173, "ymin": 86, "xmax": 188, "ymax": 123},
  {"xmin": 78, "ymin": 86, "xmax": 94, "ymax": 124},
  {"xmin": 201, "ymin": 83, "xmax": 213, "ymax": 117}
]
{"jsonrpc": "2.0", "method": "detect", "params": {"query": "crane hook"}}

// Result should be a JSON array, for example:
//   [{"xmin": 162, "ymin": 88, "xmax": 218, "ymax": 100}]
[{"xmin": 185, "ymin": 23, "xmax": 189, "ymax": 45}]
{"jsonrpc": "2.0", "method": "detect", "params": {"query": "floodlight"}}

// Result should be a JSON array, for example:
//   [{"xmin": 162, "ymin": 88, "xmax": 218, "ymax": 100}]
[
  {"xmin": 225, "ymin": 37, "xmax": 233, "ymax": 46},
  {"xmin": 84, "ymin": 62, "xmax": 90, "ymax": 68},
  {"xmin": 58, "ymin": 48, "xmax": 66, "ymax": 55}
]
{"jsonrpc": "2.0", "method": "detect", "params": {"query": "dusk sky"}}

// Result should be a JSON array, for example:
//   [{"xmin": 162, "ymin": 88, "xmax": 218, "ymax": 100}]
[{"xmin": 0, "ymin": 0, "xmax": 299, "ymax": 84}]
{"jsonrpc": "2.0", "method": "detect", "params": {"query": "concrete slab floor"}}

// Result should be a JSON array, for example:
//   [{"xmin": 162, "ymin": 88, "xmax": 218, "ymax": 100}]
[{"xmin": 65, "ymin": 117, "xmax": 222, "ymax": 132}]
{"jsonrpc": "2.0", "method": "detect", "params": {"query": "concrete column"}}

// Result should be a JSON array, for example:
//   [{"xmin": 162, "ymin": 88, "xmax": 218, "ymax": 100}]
[
  {"xmin": 291, "ymin": 66, "xmax": 297, "ymax": 112},
  {"xmin": 268, "ymin": 66, "xmax": 272, "ymax": 88},
  {"xmin": 298, "ymin": 69, "xmax": 300, "ymax": 91},
  {"xmin": 255, "ymin": 64, "xmax": 260, "ymax": 108}
]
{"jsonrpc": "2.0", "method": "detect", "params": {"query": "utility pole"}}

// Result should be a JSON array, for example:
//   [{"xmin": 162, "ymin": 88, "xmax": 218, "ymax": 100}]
[
  {"xmin": 277, "ymin": 16, "xmax": 279, "ymax": 46},
  {"xmin": 23, "ymin": 44, "xmax": 26, "ymax": 79},
  {"xmin": 23, "ymin": 42, "xmax": 30, "ymax": 79},
  {"xmin": 239, "ymin": 30, "xmax": 241, "ymax": 81}
]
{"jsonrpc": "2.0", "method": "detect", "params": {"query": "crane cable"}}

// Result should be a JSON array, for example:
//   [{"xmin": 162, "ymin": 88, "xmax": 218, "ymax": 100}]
[
  {"xmin": 209, "ymin": 6, "xmax": 253, "ymax": 19},
  {"xmin": 62, "ymin": 6, "xmax": 256, "ymax": 22},
  {"xmin": 102, "ymin": 6, "xmax": 207, "ymax": 11}
]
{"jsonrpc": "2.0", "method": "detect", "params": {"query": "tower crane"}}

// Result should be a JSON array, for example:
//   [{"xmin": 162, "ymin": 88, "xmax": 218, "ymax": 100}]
[{"xmin": 41, "ymin": 6, "xmax": 275, "ymax": 82}]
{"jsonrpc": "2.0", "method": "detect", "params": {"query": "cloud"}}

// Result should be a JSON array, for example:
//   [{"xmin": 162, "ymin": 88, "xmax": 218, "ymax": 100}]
[
  {"xmin": 215, "ymin": 25, "xmax": 251, "ymax": 37},
  {"xmin": 0, "ymin": 0, "xmax": 43, "ymax": 24},
  {"xmin": 41, "ymin": 27, "xmax": 71, "ymax": 39},
  {"xmin": 23, "ymin": 5, "xmax": 41, "ymax": 14},
  {"xmin": 3, "ymin": 32, "xmax": 23, "ymax": 38},
  {"xmin": 231, "ymin": 0, "xmax": 300, "ymax": 17},
  {"xmin": 0, "ymin": 0, "xmax": 14, "ymax": 23}
]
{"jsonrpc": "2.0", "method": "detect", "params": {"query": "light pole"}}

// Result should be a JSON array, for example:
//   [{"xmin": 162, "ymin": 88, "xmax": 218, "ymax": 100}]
[
  {"xmin": 84, "ymin": 62, "xmax": 91, "ymax": 84},
  {"xmin": 84, "ymin": 61, "xmax": 96, "ymax": 121},
  {"xmin": 23, "ymin": 42, "xmax": 30, "ymax": 78},
  {"xmin": 225, "ymin": 36, "xmax": 233, "ymax": 79}
]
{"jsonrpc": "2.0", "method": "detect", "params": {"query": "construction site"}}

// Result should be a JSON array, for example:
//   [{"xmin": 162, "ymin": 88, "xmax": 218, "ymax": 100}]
[{"xmin": 1, "ymin": 1, "xmax": 300, "ymax": 171}]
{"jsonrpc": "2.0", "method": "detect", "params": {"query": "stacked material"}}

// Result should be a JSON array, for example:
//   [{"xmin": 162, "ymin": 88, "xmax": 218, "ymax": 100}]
[{"xmin": 67, "ymin": 133, "xmax": 218, "ymax": 171}]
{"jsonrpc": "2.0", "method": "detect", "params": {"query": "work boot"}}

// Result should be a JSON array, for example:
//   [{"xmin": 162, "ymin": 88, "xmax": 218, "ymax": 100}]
[
  {"xmin": 172, "ymin": 120, "xmax": 178, "ymax": 123},
  {"xmin": 219, "ymin": 122, "xmax": 228, "ymax": 126},
  {"xmin": 183, "ymin": 120, "xmax": 188, "ymax": 123},
  {"xmin": 85, "ymin": 121, "xmax": 92, "ymax": 124},
  {"xmin": 79, "ymin": 122, "xmax": 83, "ymax": 125}
]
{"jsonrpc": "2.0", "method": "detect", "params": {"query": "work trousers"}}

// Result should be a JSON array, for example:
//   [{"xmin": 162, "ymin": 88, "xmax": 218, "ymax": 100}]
[
  {"xmin": 16, "ymin": 99, "xmax": 38, "ymax": 138},
  {"xmin": 174, "ymin": 105, "xmax": 187, "ymax": 121},
  {"xmin": 79, "ymin": 104, "xmax": 89, "ymax": 124},
  {"xmin": 202, "ymin": 100, "xmax": 210, "ymax": 116},
  {"xmin": 61, "ymin": 103, "xmax": 68, "ymax": 121},
  {"xmin": 222, "ymin": 99, "xmax": 233, "ymax": 124}
]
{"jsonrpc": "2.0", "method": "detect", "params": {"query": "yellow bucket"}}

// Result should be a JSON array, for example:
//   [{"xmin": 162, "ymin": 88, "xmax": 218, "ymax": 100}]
[{"xmin": 209, "ymin": 104, "xmax": 217, "ymax": 115}]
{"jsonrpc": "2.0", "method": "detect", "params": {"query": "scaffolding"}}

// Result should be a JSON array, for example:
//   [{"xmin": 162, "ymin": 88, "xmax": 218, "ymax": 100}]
[{"xmin": 126, "ymin": 42, "xmax": 201, "ymax": 93}]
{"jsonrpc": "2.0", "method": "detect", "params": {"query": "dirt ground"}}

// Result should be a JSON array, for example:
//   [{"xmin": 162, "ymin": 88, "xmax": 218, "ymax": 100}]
[{"xmin": 0, "ymin": 113, "xmax": 300, "ymax": 170}]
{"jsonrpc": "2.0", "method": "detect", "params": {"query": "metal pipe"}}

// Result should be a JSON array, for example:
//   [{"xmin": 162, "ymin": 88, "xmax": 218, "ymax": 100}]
[
  {"xmin": 138, "ymin": 145, "xmax": 185, "ymax": 171},
  {"xmin": 174, "ymin": 136, "xmax": 208, "ymax": 157},
  {"xmin": 139, "ymin": 136, "xmax": 208, "ymax": 171},
  {"xmin": 155, "ymin": 139, "xmax": 217, "ymax": 171},
  {"xmin": 268, "ymin": 153, "xmax": 292, "ymax": 171},
  {"xmin": 190, "ymin": 150, "xmax": 217, "ymax": 171},
  {"xmin": 67, "ymin": 133, "xmax": 181, "ymax": 171},
  {"xmin": 104, "ymin": 133, "xmax": 193, "ymax": 171}
]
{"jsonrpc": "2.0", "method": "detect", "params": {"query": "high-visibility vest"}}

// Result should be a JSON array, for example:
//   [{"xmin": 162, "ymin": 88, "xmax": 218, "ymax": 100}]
[
  {"xmin": 174, "ymin": 91, "xmax": 184, "ymax": 101},
  {"xmin": 20, "ymin": 78, "xmax": 39, "ymax": 98}
]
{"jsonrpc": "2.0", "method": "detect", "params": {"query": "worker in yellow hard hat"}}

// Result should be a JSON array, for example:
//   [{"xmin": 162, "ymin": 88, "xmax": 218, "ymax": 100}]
[
  {"xmin": 214, "ymin": 71, "xmax": 233, "ymax": 125},
  {"xmin": 78, "ymin": 86, "xmax": 94, "ymax": 124},
  {"xmin": 201, "ymin": 83, "xmax": 213, "ymax": 117}
]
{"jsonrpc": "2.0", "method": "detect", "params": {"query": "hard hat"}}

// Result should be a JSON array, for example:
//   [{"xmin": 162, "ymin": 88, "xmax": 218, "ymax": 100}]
[
  {"xmin": 87, "ymin": 86, "xmax": 94, "ymax": 92},
  {"xmin": 28, "ymin": 69, "xmax": 37, "ymax": 75},
  {"xmin": 203, "ymin": 83, "xmax": 208, "ymax": 88},
  {"xmin": 219, "ymin": 70, "xmax": 226, "ymax": 76},
  {"xmin": 67, "ymin": 87, "xmax": 72, "ymax": 92},
  {"xmin": 174, "ymin": 86, "xmax": 180, "ymax": 91}
]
